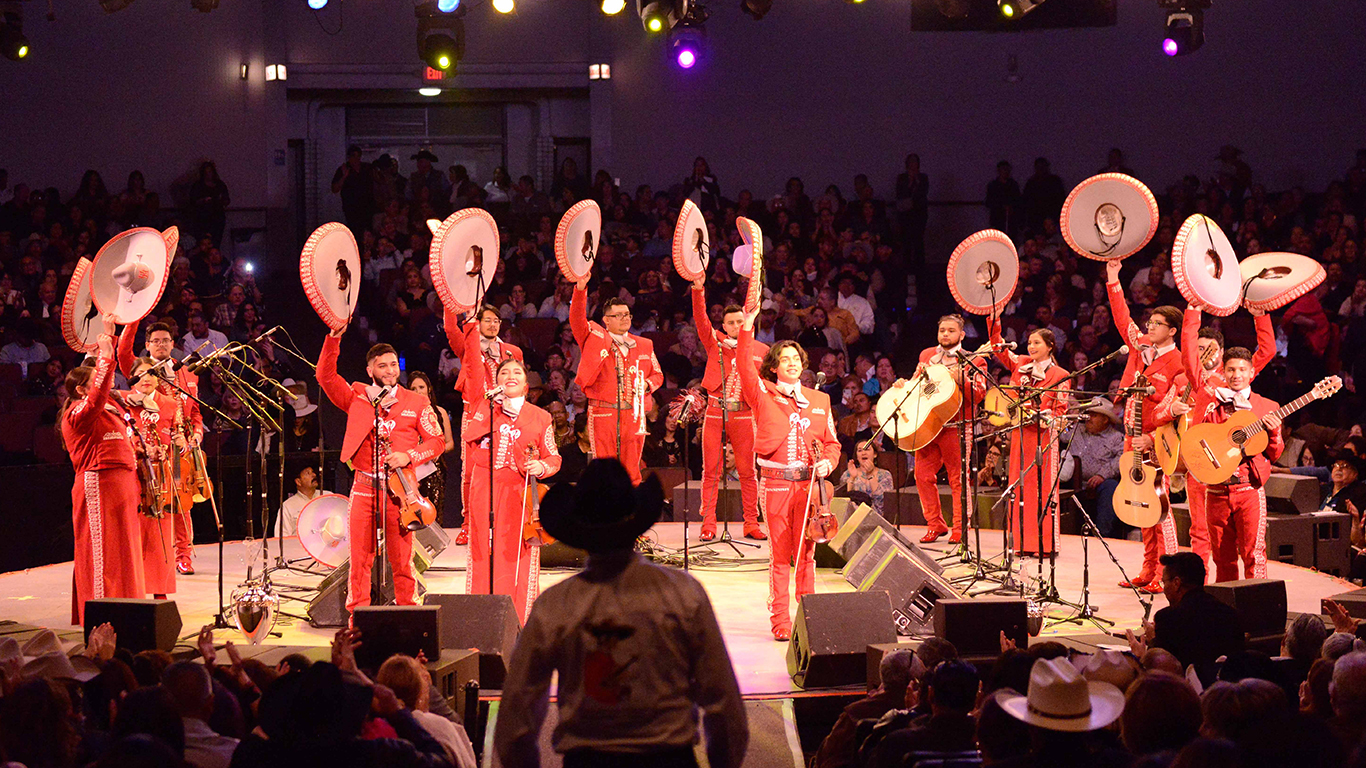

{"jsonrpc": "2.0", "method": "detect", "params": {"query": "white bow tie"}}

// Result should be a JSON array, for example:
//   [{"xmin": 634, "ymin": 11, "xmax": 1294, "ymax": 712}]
[
  {"xmin": 499, "ymin": 395, "xmax": 525, "ymax": 419},
  {"xmin": 1214, "ymin": 387, "xmax": 1252, "ymax": 411},
  {"xmin": 930, "ymin": 345, "xmax": 962, "ymax": 366},
  {"xmin": 720, "ymin": 337, "xmax": 738, "ymax": 350},
  {"xmin": 776, "ymin": 381, "xmax": 809, "ymax": 409}
]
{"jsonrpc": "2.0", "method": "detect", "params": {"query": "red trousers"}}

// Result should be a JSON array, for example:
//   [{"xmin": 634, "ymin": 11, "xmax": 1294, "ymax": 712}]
[
  {"xmin": 71, "ymin": 468, "xmax": 146, "ymax": 625},
  {"xmin": 140, "ymin": 513, "xmax": 176, "ymax": 595},
  {"xmin": 915, "ymin": 429, "xmax": 963, "ymax": 533},
  {"xmin": 701, "ymin": 408, "xmax": 759, "ymax": 528},
  {"xmin": 761, "ymin": 475, "xmax": 817, "ymax": 633},
  {"xmin": 1186, "ymin": 476, "xmax": 1211, "ymax": 564},
  {"xmin": 465, "ymin": 457, "xmax": 539, "ymax": 624},
  {"xmin": 459, "ymin": 408, "xmax": 474, "ymax": 531},
  {"xmin": 1137, "ymin": 478, "xmax": 1179, "ymax": 582},
  {"xmin": 346, "ymin": 475, "xmax": 417, "ymax": 613},
  {"xmin": 1206, "ymin": 484, "xmax": 1268, "ymax": 583},
  {"xmin": 173, "ymin": 508, "xmax": 194, "ymax": 562},
  {"xmin": 1006, "ymin": 424, "xmax": 1058, "ymax": 556},
  {"xmin": 588, "ymin": 405, "xmax": 645, "ymax": 485}
]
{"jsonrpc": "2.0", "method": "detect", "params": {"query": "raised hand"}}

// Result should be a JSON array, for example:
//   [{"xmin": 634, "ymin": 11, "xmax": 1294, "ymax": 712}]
[{"xmin": 1105, "ymin": 259, "xmax": 1122, "ymax": 284}]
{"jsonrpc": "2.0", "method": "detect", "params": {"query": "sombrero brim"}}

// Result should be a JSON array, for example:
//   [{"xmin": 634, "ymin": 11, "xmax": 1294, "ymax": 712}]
[
  {"xmin": 998, "ymin": 682, "xmax": 1125, "ymax": 732},
  {"xmin": 1239, "ymin": 252, "xmax": 1325, "ymax": 312},
  {"xmin": 1172, "ymin": 214, "xmax": 1241, "ymax": 317},
  {"xmin": 539, "ymin": 473, "xmax": 664, "ymax": 552},
  {"xmin": 672, "ymin": 199, "xmax": 710, "ymax": 282},
  {"xmin": 1059, "ymin": 173, "xmax": 1159, "ymax": 261}
]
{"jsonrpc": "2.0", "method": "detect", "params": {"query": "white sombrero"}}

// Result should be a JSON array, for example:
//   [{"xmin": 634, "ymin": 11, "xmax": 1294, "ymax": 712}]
[
  {"xmin": 1173, "ymin": 214, "xmax": 1241, "ymax": 317},
  {"xmin": 89, "ymin": 227, "xmax": 175, "ymax": 325},
  {"xmin": 1060, "ymin": 173, "xmax": 1159, "ymax": 261},
  {"xmin": 430, "ymin": 208, "xmax": 499, "ymax": 313},
  {"xmin": 947, "ymin": 229, "xmax": 1019, "ymax": 315},
  {"xmin": 299, "ymin": 222, "xmax": 361, "ymax": 331},
  {"xmin": 61, "ymin": 257, "xmax": 100, "ymax": 354},
  {"xmin": 296, "ymin": 492, "xmax": 351, "ymax": 569},
  {"xmin": 1239, "ymin": 252, "xmax": 1326, "ymax": 312},
  {"xmin": 672, "ymin": 199, "xmax": 710, "ymax": 282},
  {"xmin": 732, "ymin": 216, "xmax": 763, "ymax": 278},
  {"xmin": 554, "ymin": 200, "xmax": 601, "ymax": 284}
]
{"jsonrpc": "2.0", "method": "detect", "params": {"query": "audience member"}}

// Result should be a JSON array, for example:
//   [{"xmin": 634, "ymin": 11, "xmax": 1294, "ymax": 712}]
[
  {"xmin": 1129, "ymin": 552, "xmax": 1244, "ymax": 684},
  {"xmin": 812, "ymin": 649, "xmax": 914, "ymax": 768}
]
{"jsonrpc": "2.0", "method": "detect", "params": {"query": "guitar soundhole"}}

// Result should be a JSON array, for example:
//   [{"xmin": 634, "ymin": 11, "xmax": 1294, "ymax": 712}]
[
  {"xmin": 1230, "ymin": 430, "xmax": 1246, "ymax": 445},
  {"xmin": 1130, "ymin": 468, "xmax": 1144, "ymax": 483}
]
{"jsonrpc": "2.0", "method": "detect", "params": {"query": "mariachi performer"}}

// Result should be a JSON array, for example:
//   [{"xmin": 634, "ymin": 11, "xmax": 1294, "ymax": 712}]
[
  {"xmin": 61, "ymin": 314, "xmax": 146, "ymax": 624},
  {"xmin": 1104, "ymin": 260, "xmax": 1185, "ymax": 591},
  {"xmin": 118, "ymin": 320, "xmax": 203, "ymax": 575},
  {"xmin": 737, "ymin": 306, "xmax": 840, "ymax": 641},
  {"xmin": 445, "ymin": 305, "xmax": 524, "ymax": 545},
  {"xmin": 691, "ymin": 280, "xmax": 767, "ymax": 541},
  {"xmin": 988, "ymin": 316, "xmax": 1071, "ymax": 556},
  {"xmin": 316, "ymin": 325, "xmax": 446, "ymax": 612},
  {"xmin": 121, "ymin": 356, "xmax": 180, "ymax": 599},
  {"xmin": 912, "ymin": 313, "xmax": 989, "ymax": 544},
  {"xmin": 462, "ymin": 357, "xmax": 562, "ymax": 623}
]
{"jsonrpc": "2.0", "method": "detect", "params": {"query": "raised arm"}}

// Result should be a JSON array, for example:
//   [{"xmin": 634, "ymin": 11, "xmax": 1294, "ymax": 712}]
[
  {"xmin": 1105, "ymin": 260, "xmax": 1142, "ymax": 348},
  {"xmin": 116, "ymin": 320, "xmax": 138, "ymax": 379},
  {"xmin": 988, "ymin": 315, "xmax": 1023, "ymax": 372},
  {"xmin": 1251, "ymin": 310, "xmax": 1276, "ymax": 374},
  {"xmin": 737, "ymin": 326, "xmax": 764, "ymax": 412},
  {"xmin": 315, "ymin": 332, "xmax": 356, "ymax": 410},
  {"xmin": 74, "ymin": 320, "xmax": 119, "ymax": 429},
  {"xmin": 569, "ymin": 284, "xmax": 590, "ymax": 347},
  {"xmin": 443, "ymin": 308, "xmax": 467, "ymax": 359},
  {"xmin": 1180, "ymin": 305, "xmax": 1204, "ymax": 386},
  {"xmin": 692, "ymin": 283, "xmax": 718, "ymax": 357}
]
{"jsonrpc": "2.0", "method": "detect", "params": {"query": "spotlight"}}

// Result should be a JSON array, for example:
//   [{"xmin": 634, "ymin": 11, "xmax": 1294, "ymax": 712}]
[
  {"xmin": 669, "ymin": 19, "xmax": 705, "ymax": 70},
  {"xmin": 307, "ymin": 0, "xmax": 328, "ymax": 8},
  {"xmin": 0, "ymin": 12, "xmax": 27, "ymax": 61},
  {"xmin": 492, "ymin": 0, "xmax": 514, "ymax": 12},
  {"xmin": 740, "ymin": 0, "xmax": 771, "ymax": 20},
  {"xmin": 999, "ymin": 0, "xmax": 1041, "ymax": 17},
  {"xmin": 436, "ymin": 0, "xmax": 459, "ymax": 11},
  {"xmin": 418, "ymin": 87, "xmax": 443, "ymax": 96},
  {"xmin": 1162, "ymin": 10, "xmax": 1204, "ymax": 55},
  {"xmin": 99, "ymin": 0, "xmax": 137, "ymax": 12},
  {"xmin": 637, "ymin": 0, "xmax": 683, "ymax": 33},
  {"xmin": 602, "ymin": 0, "xmax": 627, "ymax": 14},
  {"xmin": 416, "ymin": 1, "xmax": 466, "ymax": 71}
]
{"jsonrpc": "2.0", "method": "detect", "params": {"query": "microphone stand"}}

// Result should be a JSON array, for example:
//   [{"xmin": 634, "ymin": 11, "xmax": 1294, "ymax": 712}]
[
  {"xmin": 702, "ymin": 343, "xmax": 759, "ymax": 556},
  {"xmin": 371, "ymin": 384, "xmax": 390, "ymax": 607}
]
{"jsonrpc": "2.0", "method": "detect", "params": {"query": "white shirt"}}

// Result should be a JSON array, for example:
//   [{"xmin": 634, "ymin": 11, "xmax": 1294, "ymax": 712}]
[
  {"xmin": 538, "ymin": 296, "xmax": 571, "ymax": 322},
  {"xmin": 0, "ymin": 341, "xmax": 49, "ymax": 378},
  {"xmin": 413, "ymin": 710, "xmax": 478, "ymax": 768},
  {"xmin": 181, "ymin": 717, "xmax": 238, "ymax": 768},
  {"xmin": 183, "ymin": 329, "xmax": 229, "ymax": 356},
  {"xmin": 276, "ymin": 490, "xmax": 319, "ymax": 538},
  {"xmin": 838, "ymin": 292, "xmax": 876, "ymax": 335}
]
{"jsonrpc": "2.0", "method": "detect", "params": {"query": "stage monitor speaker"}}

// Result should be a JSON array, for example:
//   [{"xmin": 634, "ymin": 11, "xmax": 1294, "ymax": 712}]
[
  {"xmin": 1206, "ymin": 579, "xmax": 1287, "ymax": 638},
  {"xmin": 844, "ymin": 527, "xmax": 961, "ymax": 636},
  {"xmin": 305, "ymin": 551, "xmax": 435, "ymax": 628},
  {"xmin": 541, "ymin": 541, "xmax": 588, "ymax": 568},
  {"xmin": 834, "ymin": 504, "xmax": 943, "ymax": 574},
  {"xmin": 415, "ymin": 524, "xmax": 450, "ymax": 560},
  {"xmin": 787, "ymin": 592, "xmax": 896, "ymax": 689},
  {"xmin": 933, "ymin": 598, "xmax": 1028, "ymax": 659},
  {"xmin": 425, "ymin": 593, "xmax": 521, "ymax": 689},
  {"xmin": 84, "ymin": 599, "xmax": 182, "ymax": 653},
  {"xmin": 1324, "ymin": 588, "xmax": 1366, "ymax": 620},
  {"xmin": 351, "ymin": 605, "xmax": 441, "ymax": 672},
  {"xmin": 1263, "ymin": 474, "xmax": 1321, "ymax": 516}
]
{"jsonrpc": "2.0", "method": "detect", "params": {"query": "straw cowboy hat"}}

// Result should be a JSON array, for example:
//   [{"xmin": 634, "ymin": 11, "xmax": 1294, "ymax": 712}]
[{"xmin": 999, "ymin": 657, "xmax": 1125, "ymax": 732}]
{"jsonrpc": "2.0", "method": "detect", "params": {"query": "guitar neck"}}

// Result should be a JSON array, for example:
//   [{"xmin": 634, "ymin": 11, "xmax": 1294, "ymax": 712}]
[{"xmin": 1247, "ymin": 392, "xmax": 1318, "ymax": 437}]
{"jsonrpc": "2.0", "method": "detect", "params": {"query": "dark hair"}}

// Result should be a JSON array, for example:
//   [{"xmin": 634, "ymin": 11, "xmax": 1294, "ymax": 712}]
[
  {"xmin": 146, "ymin": 322, "xmax": 173, "ymax": 339},
  {"xmin": 477, "ymin": 305, "xmax": 500, "ymax": 323},
  {"xmin": 1122, "ymin": 671, "xmax": 1202, "ymax": 756},
  {"xmin": 1160, "ymin": 551, "xmax": 1206, "ymax": 587},
  {"xmin": 495, "ymin": 357, "xmax": 527, "ymax": 378},
  {"xmin": 926, "ymin": 660, "xmax": 979, "ymax": 712},
  {"xmin": 602, "ymin": 297, "xmax": 630, "ymax": 317},
  {"xmin": 366, "ymin": 343, "xmax": 397, "ymax": 365},
  {"xmin": 407, "ymin": 370, "xmax": 434, "ymax": 393},
  {"xmin": 761, "ymin": 341, "xmax": 808, "ymax": 383},
  {"xmin": 722, "ymin": 304, "xmax": 744, "ymax": 317},
  {"xmin": 1029, "ymin": 327, "xmax": 1057, "ymax": 355},
  {"xmin": 1198, "ymin": 326, "xmax": 1225, "ymax": 348},
  {"xmin": 1284, "ymin": 613, "xmax": 1329, "ymax": 662},
  {"xmin": 112, "ymin": 686, "xmax": 185, "ymax": 757},
  {"xmin": 0, "ymin": 678, "xmax": 81, "ymax": 767},
  {"xmin": 938, "ymin": 313, "xmax": 966, "ymax": 330},
  {"xmin": 58, "ymin": 364, "xmax": 97, "ymax": 451},
  {"xmin": 278, "ymin": 653, "xmax": 313, "ymax": 675},
  {"xmin": 1152, "ymin": 305, "xmax": 1183, "ymax": 329},
  {"xmin": 1223, "ymin": 346, "xmax": 1254, "ymax": 364}
]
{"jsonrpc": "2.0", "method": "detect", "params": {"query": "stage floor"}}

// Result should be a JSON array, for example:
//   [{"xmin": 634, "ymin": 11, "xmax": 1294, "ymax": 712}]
[{"xmin": 0, "ymin": 522, "xmax": 1352, "ymax": 695}]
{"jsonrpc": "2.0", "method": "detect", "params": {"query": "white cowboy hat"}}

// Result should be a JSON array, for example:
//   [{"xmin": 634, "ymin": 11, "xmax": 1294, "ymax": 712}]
[
  {"xmin": 999, "ymin": 657, "xmax": 1125, "ymax": 732},
  {"xmin": 1073, "ymin": 649, "xmax": 1140, "ymax": 692},
  {"xmin": 1083, "ymin": 397, "xmax": 1122, "ymax": 427}
]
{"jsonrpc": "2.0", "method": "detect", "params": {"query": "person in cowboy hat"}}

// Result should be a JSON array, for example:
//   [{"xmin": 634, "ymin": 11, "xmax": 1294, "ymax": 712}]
[
  {"xmin": 1062, "ymin": 397, "xmax": 1125, "ymax": 538},
  {"xmin": 494, "ymin": 459, "xmax": 748, "ymax": 768},
  {"xmin": 996, "ymin": 657, "xmax": 1129, "ymax": 767}
]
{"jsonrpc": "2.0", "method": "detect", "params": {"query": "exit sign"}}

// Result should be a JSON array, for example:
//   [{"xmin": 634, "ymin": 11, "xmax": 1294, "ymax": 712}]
[{"xmin": 423, "ymin": 67, "xmax": 447, "ymax": 81}]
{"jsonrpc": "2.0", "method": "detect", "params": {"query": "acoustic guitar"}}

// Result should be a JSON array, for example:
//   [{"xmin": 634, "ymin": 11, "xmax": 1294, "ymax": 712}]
[
  {"xmin": 875, "ymin": 363, "xmax": 962, "ymax": 452},
  {"xmin": 1113, "ymin": 374, "xmax": 1168, "ymax": 528},
  {"xmin": 1181, "ymin": 376, "xmax": 1341, "ymax": 486},
  {"xmin": 1153, "ymin": 345, "xmax": 1218, "ymax": 475}
]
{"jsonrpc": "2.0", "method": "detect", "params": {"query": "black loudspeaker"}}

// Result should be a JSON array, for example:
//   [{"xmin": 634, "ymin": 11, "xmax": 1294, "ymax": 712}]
[
  {"xmin": 1206, "ymin": 579, "xmax": 1287, "ymax": 637},
  {"xmin": 425, "ymin": 594, "xmax": 521, "ymax": 689},
  {"xmin": 786, "ymin": 592, "xmax": 897, "ymax": 689},
  {"xmin": 84, "ymin": 599, "xmax": 182, "ymax": 653},
  {"xmin": 415, "ymin": 524, "xmax": 450, "ymax": 560},
  {"xmin": 351, "ymin": 605, "xmax": 441, "ymax": 672},
  {"xmin": 305, "ymin": 549, "xmax": 436, "ymax": 628},
  {"xmin": 831, "ymin": 504, "xmax": 943, "ymax": 574},
  {"xmin": 540, "ymin": 541, "xmax": 588, "ymax": 568},
  {"xmin": 1263, "ymin": 474, "xmax": 1321, "ymax": 515},
  {"xmin": 932, "ymin": 598, "xmax": 1028, "ymax": 659},
  {"xmin": 843, "ymin": 526, "xmax": 960, "ymax": 636},
  {"xmin": 1324, "ymin": 588, "xmax": 1366, "ymax": 619}
]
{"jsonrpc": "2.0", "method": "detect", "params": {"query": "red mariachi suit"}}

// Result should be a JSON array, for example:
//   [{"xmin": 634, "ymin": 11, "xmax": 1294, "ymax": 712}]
[
  {"xmin": 1154, "ymin": 308, "xmax": 1275, "ymax": 565},
  {"xmin": 444, "ymin": 310, "xmax": 524, "ymax": 522},
  {"xmin": 989, "ymin": 319, "xmax": 1070, "ymax": 556},
  {"xmin": 913, "ymin": 345, "xmax": 988, "ymax": 534},
  {"xmin": 1180, "ymin": 309, "xmax": 1283, "ymax": 582},
  {"xmin": 62, "ymin": 351, "xmax": 145, "ymax": 624},
  {"xmin": 461, "ymin": 399, "xmax": 562, "ymax": 624},
  {"xmin": 1106, "ymin": 281, "xmax": 1183, "ymax": 579},
  {"xmin": 570, "ymin": 286, "xmax": 663, "ymax": 485},
  {"xmin": 118, "ymin": 326, "xmax": 202, "ymax": 564},
  {"xmin": 317, "ymin": 335, "xmax": 445, "ymax": 612},
  {"xmin": 125, "ymin": 392, "xmax": 179, "ymax": 596},
  {"xmin": 737, "ymin": 330, "xmax": 841, "ymax": 633},
  {"xmin": 692, "ymin": 287, "xmax": 767, "ymax": 530}
]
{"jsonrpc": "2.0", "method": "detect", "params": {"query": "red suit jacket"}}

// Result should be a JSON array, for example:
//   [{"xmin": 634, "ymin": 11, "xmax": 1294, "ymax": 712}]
[
  {"xmin": 117, "ymin": 325, "xmax": 204, "ymax": 442},
  {"xmin": 1188, "ymin": 388, "xmax": 1284, "ymax": 488},
  {"xmin": 692, "ymin": 287, "xmax": 767, "ymax": 399},
  {"xmin": 443, "ymin": 309, "xmax": 524, "ymax": 406},
  {"xmin": 989, "ymin": 318, "xmax": 1072, "ymax": 419},
  {"xmin": 316, "ymin": 335, "xmax": 445, "ymax": 472},
  {"xmin": 917, "ymin": 344, "xmax": 988, "ymax": 421},
  {"xmin": 1106, "ymin": 281, "xmax": 1183, "ymax": 434},
  {"xmin": 462, "ymin": 400, "xmax": 564, "ymax": 476},
  {"xmin": 62, "ymin": 353, "xmax": 137, "ymax": 472},
  {"xmin": 570, "ymin": 286, "xmax": 663, "ymax": 406},
  {"xmin": 737, "ymin": 329, "xmax": 841, "ymax": 467},
  {"xmin": 1153, "ymin": 308, "xmax": 1275, "ymax": 426}
]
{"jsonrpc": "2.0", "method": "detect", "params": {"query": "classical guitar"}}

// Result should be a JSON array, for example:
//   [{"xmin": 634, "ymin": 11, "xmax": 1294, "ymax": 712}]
[
  {"xmin": 1153, "ymin": 345, "xmax": 1218, "ymax": 476},
  {"xmin": 1113, "ymin": 374, "xmax": 1169, "ymax": 528},
  {"xmin": 1181, "ymin": 376, "xmax": 1342, "ymax": 486},
  {"xmin": 875, "ymin": 363, "xmax": 963, "ymax": 452}
]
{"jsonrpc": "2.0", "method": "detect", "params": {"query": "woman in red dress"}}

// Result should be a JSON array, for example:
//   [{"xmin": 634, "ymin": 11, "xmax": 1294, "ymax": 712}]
[
  {"xmin": 989, "ymin": 319, "xmax": 1071, "ymax": 556},
  {"xmin": 123, "ymin": 357, "xmax": 180, "ymax": 599},
  {"xmin": 462, "ymin": 358, "xmax": 562, "ymax": 624},
  {"xmin": 61, "ymin": 314, "xmax": 145, "ymax": 624}
]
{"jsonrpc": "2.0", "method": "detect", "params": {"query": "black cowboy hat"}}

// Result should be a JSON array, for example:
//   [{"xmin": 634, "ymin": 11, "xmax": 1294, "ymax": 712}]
[
  {"xmin": 411, "ymin": 149, "xmax": 439, "ymax": 163},
  {"xmin": 539, "ymin": 459, "xmax": 663, "ymax": 553},
  {"xmin": 1333, "ymin": 450, "xmax": 1366, "ymax": 477}
]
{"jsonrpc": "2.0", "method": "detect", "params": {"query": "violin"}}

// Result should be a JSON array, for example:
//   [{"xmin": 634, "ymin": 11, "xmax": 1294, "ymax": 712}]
[
  {"xmin": 799, "ymin": 439, "xmax": 840, "ymax": 547},
  {"xmin": 390, "ymin": 464, "xmax": 438, "ymax": 531},
  {"xmin": 521, "ymin": 445, "xmax": 554, "ymax": 546}
]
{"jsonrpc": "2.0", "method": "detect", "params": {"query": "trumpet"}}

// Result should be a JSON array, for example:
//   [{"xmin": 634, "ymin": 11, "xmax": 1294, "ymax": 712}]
[{"xmin": 633, "ymin": 366, "xmax": 648, "ymax": 436}]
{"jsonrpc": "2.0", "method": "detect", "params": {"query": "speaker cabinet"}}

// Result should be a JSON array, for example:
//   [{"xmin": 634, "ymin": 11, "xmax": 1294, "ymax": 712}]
[
  {"xmin": 83, "ymin": 599, "xmax": 182, "ymax": 653},
  {"xmin": 786, "ymin": 592, "xmax": 897, "ymax": 689},
  {"xmin": 350, "ymin": 605, "xmax": 442, "ymax": 672},
  {"xmin": 305, "ymin": 550, "xmax": 435, "ymax": 628},
  {"xmin": 425, "ymin": 593, "xmax": 521, "ymax": 689},
  {"xmin": 932, "ymin": 598, "xmax": 1028, "ymax": 660},
  {"xmin": 1206, "ymin": 579, "xmax": 1287, "ymax": 637},
  {"xmin": 843, "ymin": 526, "xmax": 961, "ymax": 636}
]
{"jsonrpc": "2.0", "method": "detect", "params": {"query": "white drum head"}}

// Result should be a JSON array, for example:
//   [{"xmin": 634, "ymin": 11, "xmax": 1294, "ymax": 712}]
[
  {"xmin": 1173, "ymin": 214, "xmax": 1241, "ymax": 317},
  {"xmin": 431, "ymin": 208, "xmax": 500, "ymax": 313},
  {"xmin": 300, "ymin": 223, "xmax": 361, "ymax": 331},
  {"xmin": 947, "ymin": 230, "xmax": 1019, "ymax": 315},
  {"xmin": 671, "ymin": 199, "xmax": 710, "ymax": 282},
  {"xmin": 554, "ymin": 200, "xmax": 601, "ymax": 283},
  {"xmin": 90, "ymin": 228, "xmax": 172, "ymax": 325},
  {"xmin": 1240, "ymin": 252, "xmax": 1326, "ymax": 312},
  {"xmin": 1059, "ymin": 174, "xmax": 1159, "ymax": 261}
]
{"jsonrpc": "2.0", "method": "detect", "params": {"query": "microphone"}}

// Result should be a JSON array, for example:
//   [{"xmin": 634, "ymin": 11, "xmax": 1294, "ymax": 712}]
[
  {"xmin": 994, "ymin": 340, "xmax": 1018, "ymax": 351},
  {"xmin": 247, "ymin": 325, "xmax": 283, "ymax": 346},
  {"xmin": 370, "ymin": 385, "xmax": 392, "ymax": 406},
  {"xmin": 814, "ymin": 372, "xmax": 827, "ymax": 388},
  {"xmin": 1119, "ymin": 344, "xmax": 1131, "ymax": 356},
  {"xmin": 484, "ymin": 385, "xmax": 506, "ymax": 400}
]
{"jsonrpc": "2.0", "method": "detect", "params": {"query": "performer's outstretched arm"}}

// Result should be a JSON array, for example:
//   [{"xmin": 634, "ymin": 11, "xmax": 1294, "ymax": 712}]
[
  {"xmin": 1180, "ymin": 305, "xmax": 1204, "ymax": 386},
  {"xmin": 443, "ymin": 307, "xmax": 467, "ymax": 359},
  {"xmin": 1251, "ymin": 310, "xmax": 1276, "ymax": 374},
  {"xmin": 1105, "ymin": 259, "xmax": 1144, "ymax": 348},
  {"xmin": 315, "ymin": 330, "xmax": 355, "ymax": 410},
  {"xmin": 569, "ymin": 284, "xmax": 590, "ymax": 348},
  {"xmin": 692, "ymin": 282, "xmax": 718, "ymax": 357},
  {"xmin": 116, "ymin": 320, "xmax": 138, "ymax": 379}
]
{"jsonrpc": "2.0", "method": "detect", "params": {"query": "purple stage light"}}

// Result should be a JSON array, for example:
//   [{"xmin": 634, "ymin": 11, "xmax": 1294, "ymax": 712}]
[
  {"xmin": 676, "ymin": 48, "xmax": 696, "ymax": 68},
  {"xmin": 1162, "ymin": 38, "xmax": 1179, "ymax": 56}
]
